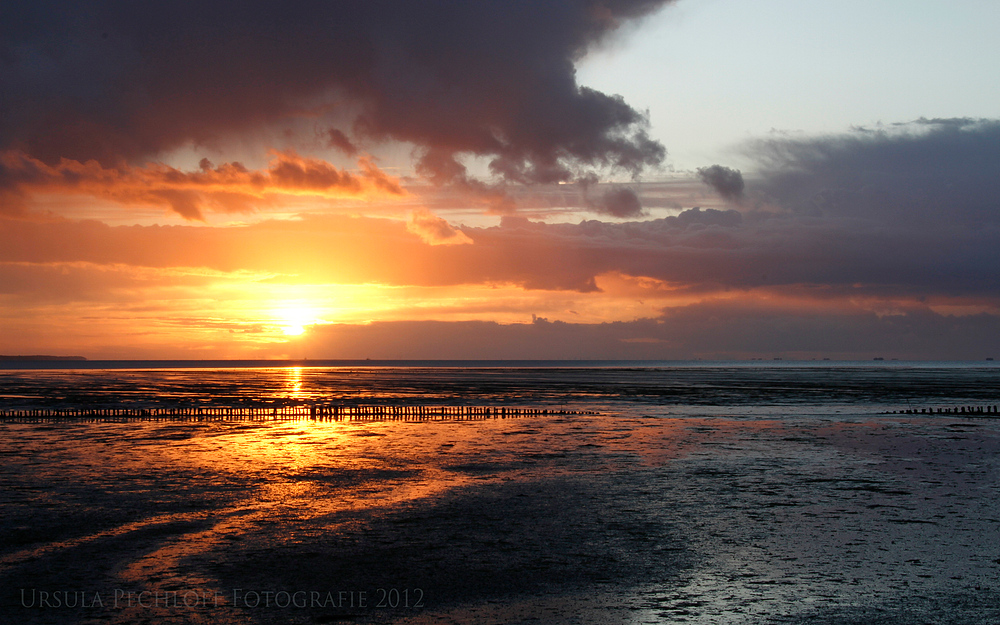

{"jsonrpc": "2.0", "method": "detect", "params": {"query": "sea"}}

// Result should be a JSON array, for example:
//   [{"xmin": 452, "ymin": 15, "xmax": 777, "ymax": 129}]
[{"xmin": 1, "ymin": 361, "xmax": 999, "ymax": 624}]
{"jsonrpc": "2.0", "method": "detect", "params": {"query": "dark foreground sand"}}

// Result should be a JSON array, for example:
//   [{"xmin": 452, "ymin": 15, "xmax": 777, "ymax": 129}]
[{"xmin": 2, "ymin": 412, "xmax": 999, "ymax": 624}]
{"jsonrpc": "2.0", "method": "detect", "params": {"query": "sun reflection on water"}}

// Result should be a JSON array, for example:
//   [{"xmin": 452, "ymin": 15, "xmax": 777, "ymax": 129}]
[{"xmin": 286, "ymin": 366, "xmax": 304, "ymax": 400}]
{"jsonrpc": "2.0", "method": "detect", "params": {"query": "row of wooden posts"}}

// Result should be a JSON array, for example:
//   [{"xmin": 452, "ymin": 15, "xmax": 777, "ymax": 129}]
[
  {"xmin": 0, "ymin": 404, "xmax": 596, "ymax": 423},
  {"xmin": 4, "ymin": 403, "xmax": 996, "ymax": 422},
  {"xmin": 888, "ymin": 405, "xmax": 999, "ymax": 416}
]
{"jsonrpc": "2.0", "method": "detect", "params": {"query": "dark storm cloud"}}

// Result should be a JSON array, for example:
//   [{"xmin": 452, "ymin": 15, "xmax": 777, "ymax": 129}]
[
  {"xmin": 696, "ymin": 164, "xmax": 744, "ymax": 201},
  {"xmin": 0, "ymin": 0, "xmax": 670, "ymax": 184}
]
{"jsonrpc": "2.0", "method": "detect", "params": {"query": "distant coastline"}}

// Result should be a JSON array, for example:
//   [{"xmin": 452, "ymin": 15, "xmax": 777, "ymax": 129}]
[{"xmin": 0, "ymin": 355, "xmax": 88, "ymax": 361}]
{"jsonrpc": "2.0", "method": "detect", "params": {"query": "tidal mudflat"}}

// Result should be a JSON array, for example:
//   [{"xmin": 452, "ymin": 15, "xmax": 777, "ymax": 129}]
[
  {"xmin": 1, "ymin": 364, "xmax": 999, "ymax": 624},
  {"xmin": 1, "ymin": 412, "xmax": 998, "ymax": 624}
]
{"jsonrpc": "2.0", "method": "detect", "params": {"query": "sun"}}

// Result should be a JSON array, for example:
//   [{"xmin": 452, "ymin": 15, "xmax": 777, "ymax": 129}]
[{"xmin": 275, "ymin": 306, "xmax": 317, "ymax": 336}]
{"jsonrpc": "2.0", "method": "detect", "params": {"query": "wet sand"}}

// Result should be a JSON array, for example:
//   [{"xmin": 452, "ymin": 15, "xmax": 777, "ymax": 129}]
[{"xmin": 2, "ymin": 411, "xmax": 999, "ymax": 624}]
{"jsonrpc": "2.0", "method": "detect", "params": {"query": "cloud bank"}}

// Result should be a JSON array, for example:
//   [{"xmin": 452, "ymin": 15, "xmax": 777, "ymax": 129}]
[
  {"xmin": 301, "ymin": 310, "xmax": 1000, "ymax": 361},
  {"xmin": 749, "ymin": 118, "xmax": 1000, "ymax": 225}
]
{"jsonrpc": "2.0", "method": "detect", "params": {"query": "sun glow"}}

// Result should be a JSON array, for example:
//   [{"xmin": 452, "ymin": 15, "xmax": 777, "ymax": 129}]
[{"xmin": 276, "ymin": 306, "xmax": 320, "ymax": 336}]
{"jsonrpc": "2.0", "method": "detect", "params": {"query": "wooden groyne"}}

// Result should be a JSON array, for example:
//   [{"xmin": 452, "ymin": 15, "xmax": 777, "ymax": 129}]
[
  {"xmin": 0, "ymin": 404, "xmax": 596, "ymax": 423},
  {"xmin": 886, "ymin": 404, "xmax": 1000, "ymax": 417}
]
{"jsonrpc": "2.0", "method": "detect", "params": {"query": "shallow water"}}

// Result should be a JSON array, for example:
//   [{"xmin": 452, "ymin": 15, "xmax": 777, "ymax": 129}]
[
  {"xmin": 1, "ymin": 364, "xmax": 999, "ymax": 624},
  {"xmin": 2, "ymin": 362, "xmax": 999, "ymax": 411}
]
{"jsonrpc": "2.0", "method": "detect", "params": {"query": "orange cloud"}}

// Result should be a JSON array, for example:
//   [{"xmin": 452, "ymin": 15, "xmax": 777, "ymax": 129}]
[
  {"xmin": 406, "ymin": 209, "xmax": 473, "ymax": 246},
  {"xmin": 0, "ymin": 150, "xmax": 405, "ymax": 220}
]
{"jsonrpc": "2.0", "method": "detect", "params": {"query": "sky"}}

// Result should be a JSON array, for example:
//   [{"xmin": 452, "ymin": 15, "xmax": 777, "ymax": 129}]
[{"xmin": 1, "ymin": 0, "xmax": 999, "ymax": 360}]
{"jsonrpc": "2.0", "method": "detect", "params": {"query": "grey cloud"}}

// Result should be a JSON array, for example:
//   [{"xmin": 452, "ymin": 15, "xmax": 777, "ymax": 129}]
[
  {"xmin": 324, "ymin": 129, "xmax": 357, "ymax": 156},
  {"xmin": 749, "ymin": 118, "xmax": 1000, "ymax": 224},
  {"xmin": 596, "ymin": 187, "xmax": 643, "ymax": 218},
  {"xmin": 672, "ymin": 206, "xmax": 742, "ymax": 228},
  {"xmin": 697, "ymin": 164, "xmax": 744, "ymax": 201},
  {"xmin": 580, "ymin": 185, "xmax": 644, "ymax": 218}
]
